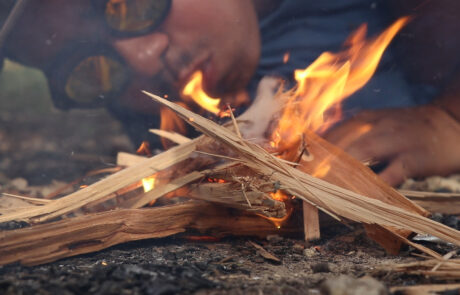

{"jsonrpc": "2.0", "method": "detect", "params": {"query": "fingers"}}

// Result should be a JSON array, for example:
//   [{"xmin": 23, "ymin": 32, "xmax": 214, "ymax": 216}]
[
  {"xmin": 379, "ymin": 152, "xmax": 425, "ymax": 187},
  {"xmin": 378, "ymin": 158, "xmax": 406, "ymax": 187}
]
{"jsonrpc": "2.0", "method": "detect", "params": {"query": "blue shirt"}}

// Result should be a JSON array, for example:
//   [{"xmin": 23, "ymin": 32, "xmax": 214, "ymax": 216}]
[{"xmin": 250, "ymin": 0, "xmax": 437, "ymax": 117}]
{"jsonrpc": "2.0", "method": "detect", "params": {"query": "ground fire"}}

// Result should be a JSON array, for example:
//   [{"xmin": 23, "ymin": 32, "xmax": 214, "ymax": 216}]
[{"xmin": 1, "ymin": 17, "xmax": 460, "ymax": 289}]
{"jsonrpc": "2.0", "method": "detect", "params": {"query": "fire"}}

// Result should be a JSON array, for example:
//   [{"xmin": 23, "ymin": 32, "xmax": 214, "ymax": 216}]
[
  {"xmin": 181, "ymin": 71, "xmax": 222, "ymax": 115},
  {"xmin": 136, "ymin": 141, "xmax": 151, "ymax": 156},
  {"xmin": 142, "ymin": 175, "xmax": 156, "ymax": 193},
  {"xmin": 270, "ymin": 190, "xmax": 289, "ymax": 202},
  {"xmin": 273, "ymin": 17, "xmax": 409, "ymax": 149}
]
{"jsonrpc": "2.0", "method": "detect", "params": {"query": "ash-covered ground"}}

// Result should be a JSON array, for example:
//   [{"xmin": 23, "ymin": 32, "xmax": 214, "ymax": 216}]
[{"xmin": 1, "ymin": 61, "xmax": 459, "ymax": 295}]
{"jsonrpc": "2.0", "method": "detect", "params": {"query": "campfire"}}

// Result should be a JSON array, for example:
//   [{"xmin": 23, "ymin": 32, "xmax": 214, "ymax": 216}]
[{"xmin": 1, "ymin": 16, "xmax": 459, "ymax": 276}]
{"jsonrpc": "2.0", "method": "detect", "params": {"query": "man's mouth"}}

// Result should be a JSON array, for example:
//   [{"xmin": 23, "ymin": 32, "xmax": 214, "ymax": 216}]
[{"xmin": 177, "ymin": 53, "xmax": 216, "ymax": 94}]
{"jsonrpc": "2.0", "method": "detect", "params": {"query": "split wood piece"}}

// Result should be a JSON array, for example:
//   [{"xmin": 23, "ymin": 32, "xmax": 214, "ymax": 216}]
[
  {"xmin": 303, "ymin": 202, "xmax": 320, "ymax": 241},
  {"xmin": 0, "ymin": 202, "xmax": 300, "ymax": 266},
  {"xmin": 149, "ymin": 129, "xmax": 191, "ymax": 145},
  {"xmin": 116, "ymin": 152, "xmax": 147, "ymax": 167},
  {"xmin": 390, "ymin": 284, "xmax": 460, "ymax": 295},
  {"xmin": 389, "ymin": 258, "xmax": 460, "ymax": 279},
  {"xmin": 400, "ymin": 189, "xmax": 460, "ymax": 215},
  {"xmin": 144, "ymin": 92, "xmax": 460, "ymax": 251},
  {"xmin": 296, "ymin": 129, "xmax": 428, "ymax": 254},
  {"xmin": 0, "ymin": 139, "xmax": 198, "ymax": 224}
]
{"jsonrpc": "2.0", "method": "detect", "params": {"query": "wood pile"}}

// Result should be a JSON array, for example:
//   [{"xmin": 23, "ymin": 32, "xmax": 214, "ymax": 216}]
[{"xmin": 1, "ymin": 85, "xmax": 459, "ymax": 267}]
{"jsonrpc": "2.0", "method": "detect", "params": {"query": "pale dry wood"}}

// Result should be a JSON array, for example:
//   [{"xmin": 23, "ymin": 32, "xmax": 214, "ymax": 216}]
[
  {"xmin": 390, "ymin": 284, "xmax": 460, "ymax": 295},
  {"xmin": 0, "ymin": 139, "xmax": 198, "ymax": 223},
  {"xmin": 0, "ymin": 202, "xmax": 299, "ymax": 266},
  {"xmin": 303, "ymin": 202, "xmax": 320, "ymax": 241},
  {"xmin": 390, "ymin": 258, "xmax": 460, "ymax": 279},
  {"xmin": 1, "ymin": 193, "xmax": 51, "ymax": 205},
  {"xmin": 116, "ymin": 152, "xmax": 147, "ymax": 167},
  {"xmin": 144, "ymin": 92, "xmax": 460, "ymax": 249},
  {"xmin": 149, "ymin": 128, "xmax": 192, "ymax": 144}
]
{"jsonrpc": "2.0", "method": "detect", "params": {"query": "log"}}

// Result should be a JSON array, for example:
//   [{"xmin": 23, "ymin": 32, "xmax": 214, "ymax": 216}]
[{"xmin": 0, "ymin": 202, "xmax": 300, "ymax": 266}]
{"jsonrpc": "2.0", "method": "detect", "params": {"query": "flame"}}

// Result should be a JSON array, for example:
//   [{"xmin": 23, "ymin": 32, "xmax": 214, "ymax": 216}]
[
  {"xmin": 270, "ymin": 191, "xmax": 289, "ymax": 202},
  {"xmin": 136, "ymin": 141, "xmax": 151, "ymax": 156},
  {"xmin": 182, "ymin": 71, "xmax": 222, "ymax": 115},
  {"xmin": 264, "ymin": 190, "xmax": 293, "ymax": 228},
  {"xmin": 273, "ymin": 17, "xmax": 409, "ymax": 149},
  {"xmin": 142, "ymin": 175, "xmax": 157, "ymax": 193},
  {"xmin": 260, "ymin": 206, "xmax": 294, "ymax": 229}
]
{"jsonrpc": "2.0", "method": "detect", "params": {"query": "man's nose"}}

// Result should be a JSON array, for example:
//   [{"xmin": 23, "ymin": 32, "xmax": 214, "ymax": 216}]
[{"xmin": 112, "ymin": 32, "xmax": 169, "ymax": 76}]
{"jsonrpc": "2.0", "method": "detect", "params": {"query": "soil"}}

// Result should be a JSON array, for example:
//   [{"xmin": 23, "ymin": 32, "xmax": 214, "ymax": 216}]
[{"xmin": 0, "ymin": 62, "xmax": 459, "ymax": 294}]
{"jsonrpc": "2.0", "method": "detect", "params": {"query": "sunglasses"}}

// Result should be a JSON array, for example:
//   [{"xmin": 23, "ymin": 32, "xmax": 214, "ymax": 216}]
[{"xmin": 45, "ymin": 0, "xmax": 172, "ymax": 109}]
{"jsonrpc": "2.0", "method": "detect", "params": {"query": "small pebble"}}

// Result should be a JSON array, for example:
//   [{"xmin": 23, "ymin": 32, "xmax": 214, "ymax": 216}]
[{"xmin": 311, "ymin": 262, "xmax": 331, "ymax": 273}]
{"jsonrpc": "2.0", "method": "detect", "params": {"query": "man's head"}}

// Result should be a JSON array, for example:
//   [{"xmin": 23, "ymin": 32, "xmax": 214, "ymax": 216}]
[{"xmin": 3, "ymin": 0, "xmax": 261, "ymax": 113}]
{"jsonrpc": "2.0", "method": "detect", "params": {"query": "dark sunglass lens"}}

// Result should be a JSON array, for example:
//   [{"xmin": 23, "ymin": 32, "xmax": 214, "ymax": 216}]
[
  {"xmin": 104, "ymin": 0, "xmax": 169, "ymax": 32},
  {"xmin": 65, "ymin": 56, "xmax": 127, "ymax": 105}
]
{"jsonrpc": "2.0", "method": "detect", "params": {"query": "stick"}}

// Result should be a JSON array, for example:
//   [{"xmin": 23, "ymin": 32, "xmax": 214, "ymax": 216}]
[{"xmin": 303, "ymin": 202, "xmax": 320, "ymax": 241}]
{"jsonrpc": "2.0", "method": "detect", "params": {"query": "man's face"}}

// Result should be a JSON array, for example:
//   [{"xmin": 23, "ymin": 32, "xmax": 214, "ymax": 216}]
[{"xmin": 7, "ymin": 0, "xmax": 261, "ymax": 113}]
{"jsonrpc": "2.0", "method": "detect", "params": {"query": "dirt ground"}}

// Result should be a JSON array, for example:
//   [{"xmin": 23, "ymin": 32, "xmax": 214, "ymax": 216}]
[{"xmin": 0, "ymin": 61, "xmax": 459, "ymax": 294}]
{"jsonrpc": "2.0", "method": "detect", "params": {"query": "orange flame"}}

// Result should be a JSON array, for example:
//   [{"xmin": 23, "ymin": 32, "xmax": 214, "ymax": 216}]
[
  {"xmin": 182, "ymin": 71, "xmax": 222, "ymax": 115},
  {"xmin": 264, "ymin": 190, "xmax": 294, "ymax": 228},
  {"xmin": 136, "ymin": 141, "xmax": 151, "ymax": 156},
  {"xmin": 273, "ymin": 17, "xmax": 409, "ymax": 149}
]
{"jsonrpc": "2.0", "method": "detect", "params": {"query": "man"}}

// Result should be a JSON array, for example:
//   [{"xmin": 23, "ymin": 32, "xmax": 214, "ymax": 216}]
[{"xmin": 0, "ymin": 0, "xmax": 459, "ymax": 187}]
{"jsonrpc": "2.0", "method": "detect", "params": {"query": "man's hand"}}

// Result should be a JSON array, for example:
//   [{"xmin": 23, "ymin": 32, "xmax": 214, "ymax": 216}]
[{"xmin": 324, "ymin": 105, "xmax": 460, "ymax": 187}]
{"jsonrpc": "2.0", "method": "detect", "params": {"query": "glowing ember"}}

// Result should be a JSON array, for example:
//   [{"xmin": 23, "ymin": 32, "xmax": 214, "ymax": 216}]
[
  {"xmin": 208, "ymin": 178, "xmax": 226, "ymax": 184},
  {"xmin": 270, "ymin": 191, "xmax": 289, "ymax": 202},
  {"xmin": 182, "ymin": 71, "xmax": 222, "ymax": 115},
  {"xmin": 273, "ymin": 17, "xmax": 410, "ymax": 149},
  {"xmin": 283, "ymin": 52, "xmax": 290, "ymax": 64},
  {"xmin": 142, "ymin": 175, "xmax": 156, "ymax": 193},
  {"xmin": 260, "ymin": 207, "xmax": 294, "ymax": 229}
]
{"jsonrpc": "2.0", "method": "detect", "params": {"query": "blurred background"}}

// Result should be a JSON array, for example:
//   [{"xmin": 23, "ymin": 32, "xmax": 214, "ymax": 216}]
[{"xmin": 0, "ymin": 60, "xmax": 133, "ymax": 190}]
